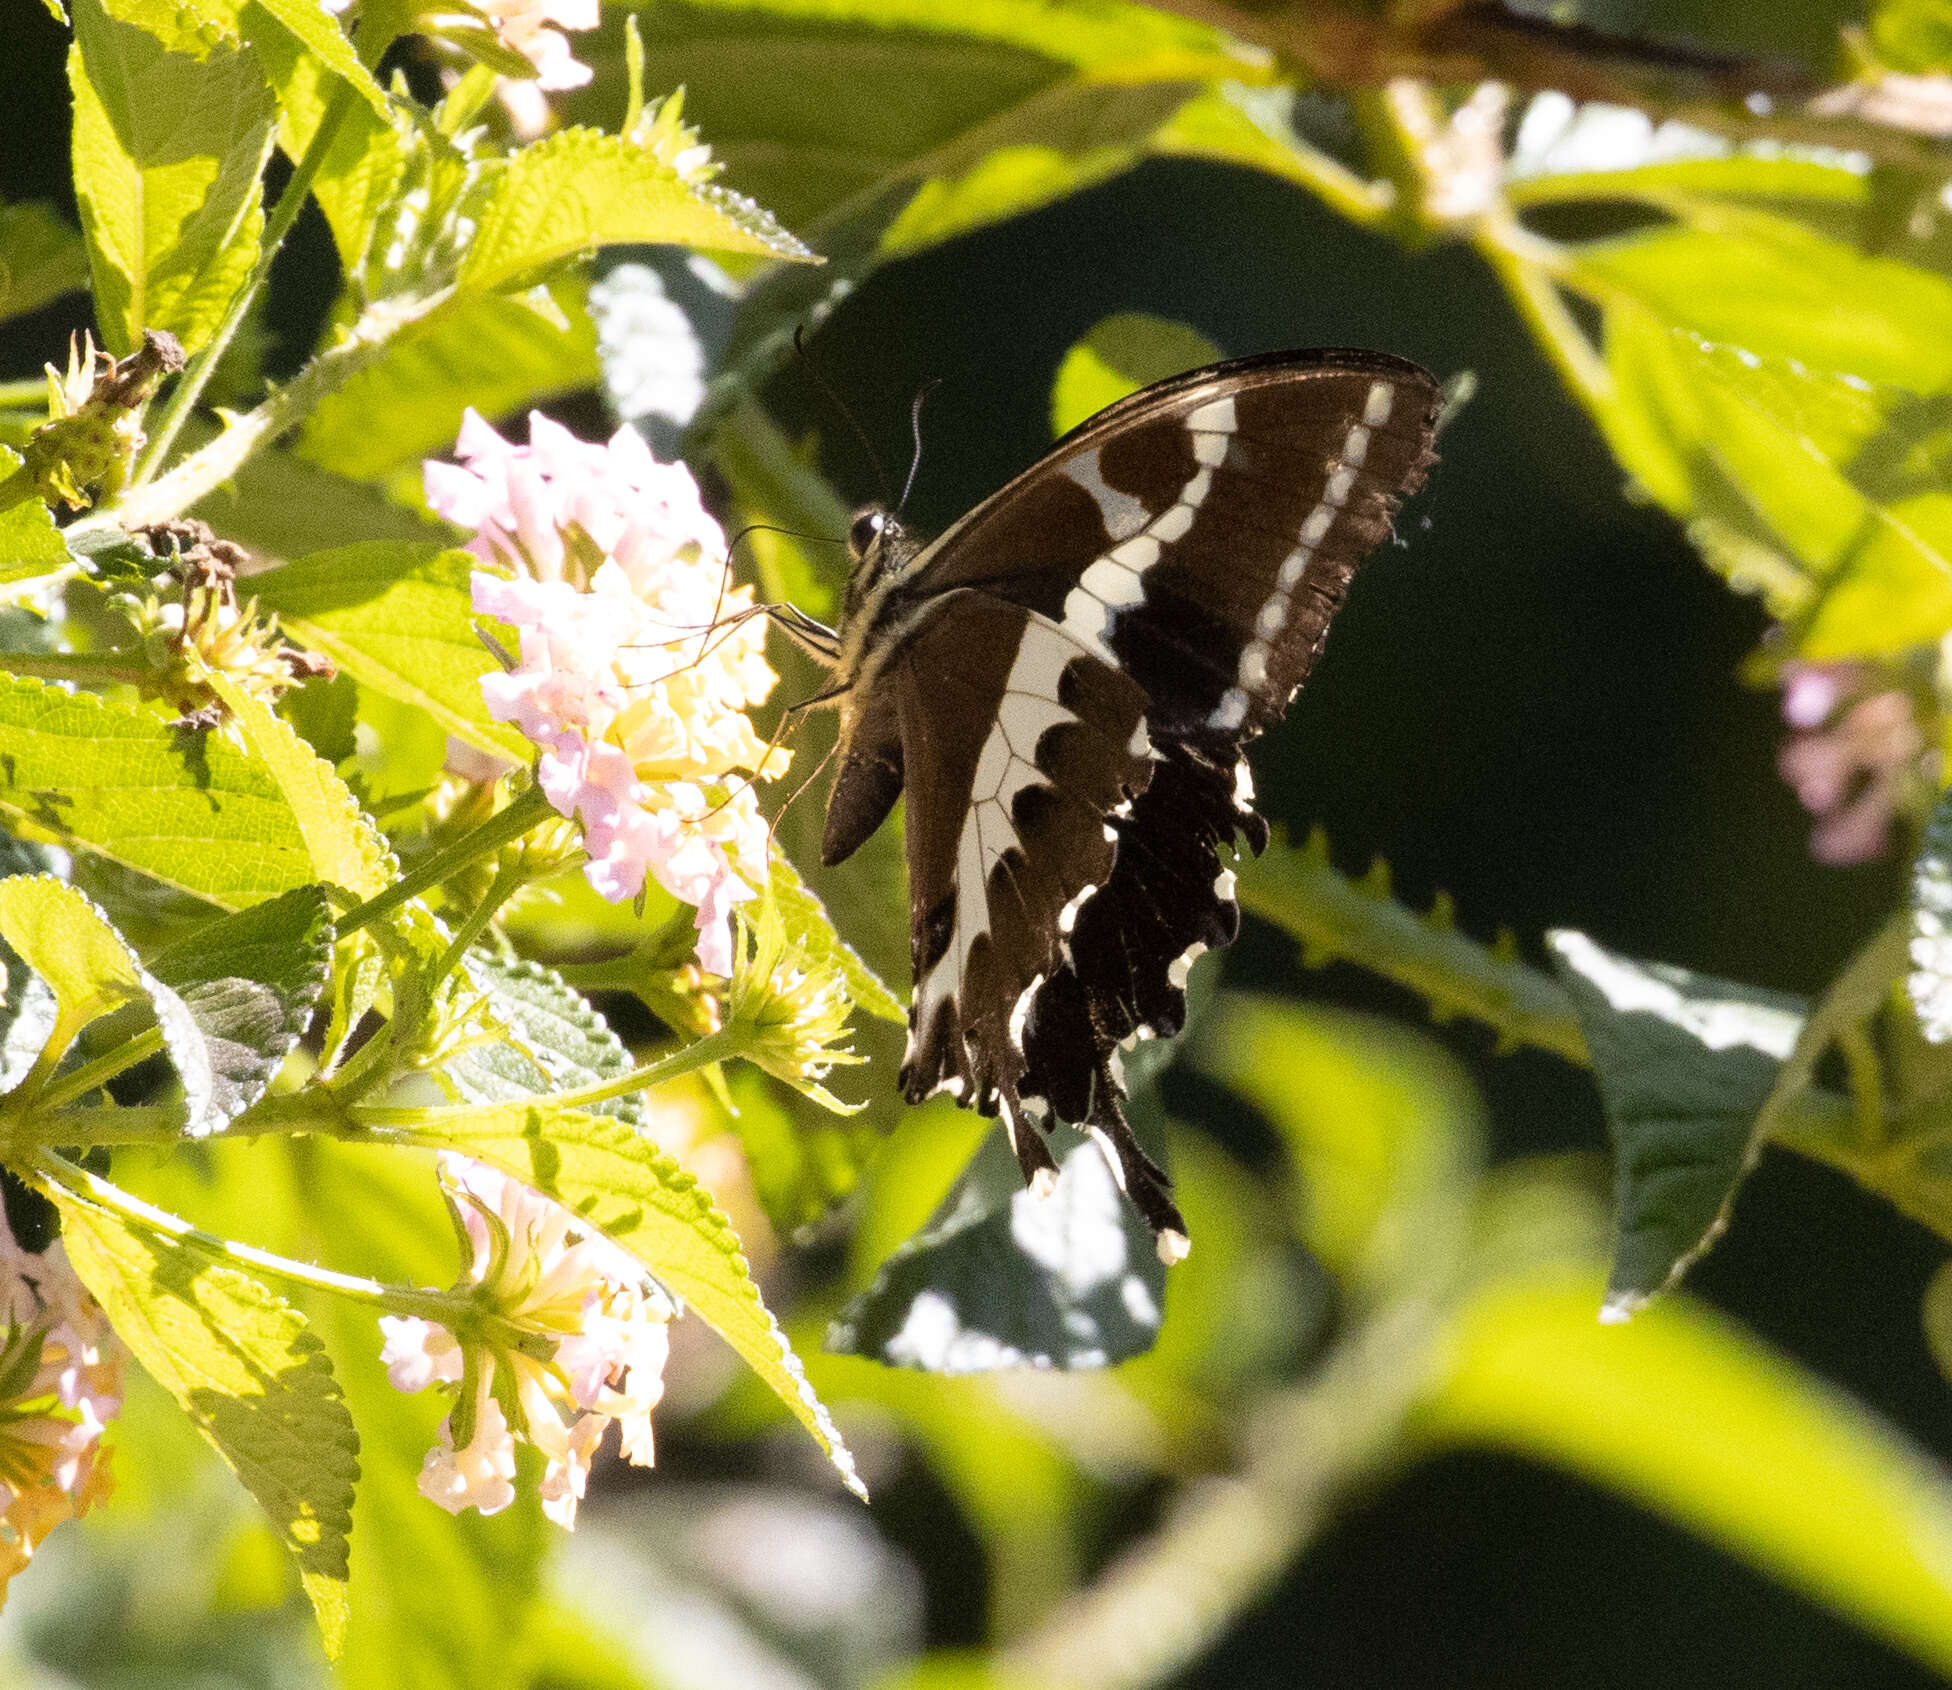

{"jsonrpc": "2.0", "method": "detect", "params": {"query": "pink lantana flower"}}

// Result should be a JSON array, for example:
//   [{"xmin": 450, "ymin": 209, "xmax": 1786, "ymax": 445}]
[
  {"xmin": 428, "ymin": 410, "xmax": 786, "ymax": 975},
  {"xmin": 0, "ymin": 1209, "xmax": 123, "ymax": 1603},
  {"xmin": 1778, "ymin": 661, "xmax": 1926, "ymax": 865},
  {"xmin": 379, "ymin": 1155, "xmax": 674, "ymax": 1529}
]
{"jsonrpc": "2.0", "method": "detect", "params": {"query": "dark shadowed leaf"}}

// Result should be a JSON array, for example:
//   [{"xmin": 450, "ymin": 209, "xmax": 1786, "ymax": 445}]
[{"xmin": 1548, "ymin": 929, "xmax": 1806, "ymax": 1319}]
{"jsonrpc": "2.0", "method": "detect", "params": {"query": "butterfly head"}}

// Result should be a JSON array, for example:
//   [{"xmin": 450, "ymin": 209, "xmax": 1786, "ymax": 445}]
[{"xmin": 838, "ymin": 504, "xmax": 917, "ymax": 632}]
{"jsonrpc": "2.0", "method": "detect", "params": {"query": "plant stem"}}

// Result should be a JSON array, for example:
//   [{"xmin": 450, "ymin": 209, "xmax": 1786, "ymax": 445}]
[
  {"xmin": 337, "ymin": 781, "xmax": 555, "ymax": 937},
  {"xmin": 352, "ymin": 1025, "xmax": 743, "ymax": 1134},
  {"xmin": 37, "ymin": 1028, "xmax": 165, "ymax": 1115},
  {"xmin": 35, "ymin": 1150, "xmax": 466, "ymax": 1320},
  {"xmin": 0, "ymin": 651, "xmax": 152, "ymax": 688},
  {"xmin": 0, "ymin": 378, "xmax": 47, "ymax": 410},
  {"xmin": 135, "ymin": 81, "xmax": 360, "ymax": 487}
]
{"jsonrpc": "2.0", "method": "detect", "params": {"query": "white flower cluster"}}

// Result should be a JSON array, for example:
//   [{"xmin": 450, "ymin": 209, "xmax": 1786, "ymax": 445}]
[
  {"xmin": 0, "ymin": 1209, "xmax": 122, "ymax": 1601},
  {"xmin": 380, "ymin": 1155, "xmax": 674, "ymax": 1529},
  {"xmin": 427, "ymin": 410, "xmax": 786, "ymax": 976}
]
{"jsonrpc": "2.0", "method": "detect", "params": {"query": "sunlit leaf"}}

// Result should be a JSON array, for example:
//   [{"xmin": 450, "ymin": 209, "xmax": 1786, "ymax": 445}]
[
  {"xmin": 249, "ymin": 541, "xmax": 530, "ymax": 762},
  {"xmin": 296, "ymin": 279, "xmax": 599, "ymax": 485},
  {"xmin": 392, "ymin": 1097, "xmax": 865, "ymax": 1495},
  {"xmin": 0, "ymin": 448, "xmax": 71, "ymax": 584},
  {"xmin": 1415, "ymin": 1270, "xmax": 1952, "ymax": 1681},
  {"xmin": 68, "ymin": 0, "xmax": 276, "ymax": 355},
  {"xmin": 458, "ymin": 127, "xmax": 813, "ymax": 298},
  {"xmin": 1050, "ymin": 311, "xmax": 1220, "ymax": 438},
  {"xmin": 51, "ymin": 1175, "xmax": 359, "ymax": 1654}
]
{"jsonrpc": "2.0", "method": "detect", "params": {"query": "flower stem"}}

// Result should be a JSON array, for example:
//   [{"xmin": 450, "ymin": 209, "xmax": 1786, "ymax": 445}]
[
  {"xmin": 338, "ymin": 781, "xmax": 556, "ymax": 937},
  {"xmin": 33, "ymin": 1150, "xmax": 467, "ymax": 1322},
  {"xmin": 134, "ymin": 80, "xmax": 360, "ymax": 487},
  {"xmin": 36, "ymin": 1028, "xmax": 165, "ymax": 1115}
]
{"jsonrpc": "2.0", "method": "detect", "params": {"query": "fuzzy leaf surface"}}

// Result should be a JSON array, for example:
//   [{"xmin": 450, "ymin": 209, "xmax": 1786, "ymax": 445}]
[
  {"xmin": 1548, "ymin": 930, "xmax": 1807, "ymax": 1318},
  {"xmin": 51, "ymin": 1179, "xmax": 359, "ymax": 1653},
  {"xmin": 250, "ymin": 542, "xmax": 530, "ymax": 762}
]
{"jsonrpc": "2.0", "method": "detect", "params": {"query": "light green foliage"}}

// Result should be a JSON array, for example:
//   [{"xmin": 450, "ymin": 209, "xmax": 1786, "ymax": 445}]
[
  {"xmin": 1049, "ymin": 312, "xmax": 1221, "ymax": 438},
  {"xmin": 395, "ymin": 1098, "xmax": 864, "ymax": 1496},
  {"xmin": 50, "ymin": 1179, "xmax": 359, "ymax": 1653},
  {"xmin": 766, "ymin": 851, "xmax": 905, "ymax": 1025},
  {"xmin": 203, "ymin": 673, "xmax": 393, "ymax": 901},
  {"xmin": 0, "ymin": 198, "xmax": 89, "ymax": 322},
  {"xmin": 458, "ymin": 126, "xmax": 814, "ymax": 297},
  {"xmin": 250, "ymin": 542, "xmax": 531, "ymax": 762},
  {"xmin": 0, "ymin": 448, "xmax": 72, "ymax": 581},
  {"xmin": 68, "ymin": 0, "xmax": 276, "ymax": 355},
  {"xmin": 297, "ymin": 281, "xmax": 600, "ymax": 485},
  {"xmin": 1870, "ymin": 0, "xmax": 1952, "ymax": 73},
  {"xmin": 1546, "ymin": 931, "xmax": 1807, "ymax": 1318},
  {"xmin": 0, "ymin": 874, "xmax": 157, "ymax": 1079},
  {"xmin": 1414, "ymin": 1269, "xmax": 1952, "ymax": 1680}
]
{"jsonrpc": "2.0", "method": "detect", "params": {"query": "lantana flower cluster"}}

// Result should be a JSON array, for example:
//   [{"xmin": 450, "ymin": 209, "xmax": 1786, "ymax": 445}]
[
  {"xmin": 0, "ymin": 1209, "xmax": 122, "ymax": 1602},
  {"xmin": 380, "ymin": 1155, "xmax": 674, "ymax": 1529},
  {"xmin": 427, "ymin": 410, "xmax": 787, "ymax": 976},
  {"xmin": 1778, "ymin": 661, "xmax": 1928, "ymax": 865}
]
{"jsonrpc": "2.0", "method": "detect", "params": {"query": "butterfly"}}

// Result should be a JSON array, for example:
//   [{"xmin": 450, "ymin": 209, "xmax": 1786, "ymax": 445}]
[{"xmin": 769, "ymin": 348, "xmax": 1442, "ymax": 1260}]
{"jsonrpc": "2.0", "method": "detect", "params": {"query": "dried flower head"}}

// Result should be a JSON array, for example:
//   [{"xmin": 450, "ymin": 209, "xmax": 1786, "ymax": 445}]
[
  {"xmin": 427, "ymin": 410, "xmax": 786, "ymax": 975},
  {"xmin": 22, "ymin": 331, "xmax": 184, "ymax": 512},
  {"xmin": 0, "ymin": 1208, "xmax": 122, "ymax": 1604},
  {"xmin": 380, "ymin": 1155, "xmax": 674, "ymax": 1529}
]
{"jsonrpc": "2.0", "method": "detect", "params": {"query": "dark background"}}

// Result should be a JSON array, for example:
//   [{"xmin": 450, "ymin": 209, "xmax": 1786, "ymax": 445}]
[{"xmin": 6, "ymin": 0, "xmax": 1946, "ymax": 1680}]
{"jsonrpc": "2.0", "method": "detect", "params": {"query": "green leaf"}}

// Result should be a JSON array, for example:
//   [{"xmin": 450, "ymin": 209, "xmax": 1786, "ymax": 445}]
[
  {"xmin": 1198, "ymin": 995, "xmax": 1484, "ymax": 1294},
  {"xmin": 0, "ymin": 874, "xmax": 157, "ymax": 1073},
  {"xmin": 148, "ymin": 885, "xmax": 336, "ymax": 1126},
  {"xmin": 448, "ymin": 949, "xmax": 646, "ymax": 1130},
  {"xmin": 1413, "ymin": 1269, "xmax": 1952, "ymax": 1681},
  {"xmin": 204, "ymin": 671, "xmax": 393, "ymax": 901},
  {"xmin": 1872, "ymin": 0, "xmax": 1952, "ymax": 73},
  {"xmin": 249, "ymin": 541, "xmax": 530, "ymax": 762},
  {"xmin": 394, "ymin": 1096, "xmax": 864, "ymax": 1496},
  {"xmin": 1574, "ymin": 208, "xmax": 1952, "ymax": 393},
  {"xmin": 188, "ymin": 442, "xmax": 456, "ymax": 558},
  {"xmin": 458, "ymin": 127, "xmax": 813, "ymax": 298},
  {"xmin": 119, "ymin": 1135, "xmax": 552, "ymax": 1690},
  {"xmin": 827, "ymin": 1114, "xmax": 1169, "ymax": 1371},
  {"xmin": 1546, "ymin": 930, "xmax": 1807, "ymax": 1319},
  {"xmin": 0, "ymin": 674, "xmax": 332, "ymax": 907},
  {"xmin": 0, "ymin": 198, "xmax": 90, "ymax": 321},
  {"xmin": 1050, "ymin": 311, "xmax": 1221, "ymax": 438},
  {"xmin": 296, "ymin": 279, "xmax": 599, "ymax": 485},
  {"xmin": 68, "ymin": 0, "xmax": 277, "ymax": 356},
  {"xmin": 0, "ymin": 447, "xmax": 72, "ymax": 584},
  {"xmin": 246, "ymin": 9, "xmax": 401, "ymax": 271},
  {"xmin": 767, "ymin": 850, "xmax": 904, "ymax": 1025},
  {"xmin": 50, "ymin": 1176, "xmax": 359, "ymax": 1654},
  {"xmin": 1594, "ymin": 305, "xmax": 1952, "ymax": 653}
]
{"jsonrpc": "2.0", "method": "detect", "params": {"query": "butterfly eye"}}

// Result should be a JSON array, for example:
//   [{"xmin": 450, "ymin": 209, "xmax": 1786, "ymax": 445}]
[{"xmin": 847, "ymin": 509, "xmax": 887, "ymax": 561}]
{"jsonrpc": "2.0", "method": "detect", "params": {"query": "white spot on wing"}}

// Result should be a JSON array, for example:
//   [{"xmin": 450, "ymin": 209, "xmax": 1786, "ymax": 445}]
[
  {"xmin": 1187, "ymin": 395, "xmax": 1237, "ymax": 431},
  {"xmin": 1111, "ymin": 535, "xmax": 1161, "ymax": 571},
  {"xmin": 1191, "ymin": 431, "xmax": 1229, "ymax": 467},
  {"xmin": 1211, "ymin": 687, "xmax": 1249, "ymax": 731},
  {"xmin": 1255, "ymin": 596, "xmax": 1288, "ymax": 639},
  {"xmin": 1240, "ymin": 641, "xmax": 1269, "ymax": 688},
  {"xmin": 1300, "ymin": 507, "xmax": 1333, "ymax": 548},
  {"xmin": 1008, "ymin": 973, "xmax": 1044, "ymax": 1051},
  {"xmin": 1152, "ymin": 504, "xmax": 1195, "ymax": 542},
  {"xmin": 1168, "ymin": 941, "xmax": 1207, "ymax": 988},
  {"xmin": 1325, "ymin": 464, "xmax": 1357, "ymax": 506},
  {"xmin": 1343, "ymin": 424, "xmax": 1371, "ymax": 467},
  {"xmin": 1214, "ymin": 867, "xmax": 1237, "ymax": 901},
  {"xmin": 1364, "ymin": 381, "xmax": 1394, "ymax": 426},
  {"xmin": 1278, "ymin": 547, "xmax": 1312, "ymax": 589},
  {"xmin": 1079, "ymin": 557, "xmax": 1145, "ymax": 607},
  {"xmin": 1058, "ymin": 882, "xmax": 1098, "ymax": 934},
  {"xmin": 1060, "ymin": 449, "xmax": 1148, "ymax": 538}
]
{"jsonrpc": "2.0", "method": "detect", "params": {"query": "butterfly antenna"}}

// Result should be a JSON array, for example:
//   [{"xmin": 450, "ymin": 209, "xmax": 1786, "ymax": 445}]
[
  {"xmin": 699, "ymin": 678, "xmax": 850, "ymax": 824},
  {"xmin": 897, "ymin": 378, "xmax": 942, "ymax": 515},
  {"xmin": 794, "ymin": 323, "xmax": 893, "ymax": 506}
]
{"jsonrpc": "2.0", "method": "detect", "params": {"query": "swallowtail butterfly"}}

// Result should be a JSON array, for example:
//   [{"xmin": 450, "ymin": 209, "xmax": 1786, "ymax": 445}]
[{"xmin": 771, "ymin": 348, "xmax": 1442, "ymax": 1260}]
